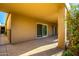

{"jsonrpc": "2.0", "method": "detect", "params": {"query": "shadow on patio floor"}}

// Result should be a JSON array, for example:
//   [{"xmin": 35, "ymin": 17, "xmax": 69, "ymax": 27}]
[
  {"xmin": 30, "ymin": 47, "xmax": 63, "ymax": 56},
  {"xmin": 0, "ymin": 36, "xmax": 63, "ymax": 56}
]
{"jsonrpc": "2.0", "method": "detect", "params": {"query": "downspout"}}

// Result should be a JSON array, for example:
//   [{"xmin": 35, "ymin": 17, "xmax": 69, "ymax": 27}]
[
  {"xmin": 64, "ymin": 3, "xmax": 71, "ymax": 49},
  {"xmin": 65, "ymin": 3, "xmax": 71, "ymax": 14}
]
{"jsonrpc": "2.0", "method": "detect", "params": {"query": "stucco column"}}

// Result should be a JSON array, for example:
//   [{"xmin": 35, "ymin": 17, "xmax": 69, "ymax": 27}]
[
  {"xmin": 6, "ymin": 13, "xmax": 11, "ymax": 43},
  {"xmin": 58, "ymin": 7, "xmax": 65, "ymax": 49}
]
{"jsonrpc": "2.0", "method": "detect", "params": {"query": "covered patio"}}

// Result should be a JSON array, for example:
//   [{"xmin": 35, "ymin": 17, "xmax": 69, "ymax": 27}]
[
  {"xmin": 0, "ymin": 3, "xmax": 66, "ymax": 49},
  {"xmin": 0, "ymin": 36, "xmax": 63, "ymax": 56},
  {"xmin": 0, "ymin": 3, "xmax": 67, "ymax": 56}
]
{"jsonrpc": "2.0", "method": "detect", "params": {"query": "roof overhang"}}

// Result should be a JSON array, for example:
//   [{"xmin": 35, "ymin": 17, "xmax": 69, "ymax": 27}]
[{"xmin": 0, "ymin": 3, "xmax": 65, "ymax": 23}]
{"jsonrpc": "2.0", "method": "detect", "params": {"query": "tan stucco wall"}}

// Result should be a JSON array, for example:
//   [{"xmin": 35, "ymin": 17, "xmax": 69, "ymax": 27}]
[{"xmin": 11, "ymin": 13, "xmax": 53, "ymax": 43}]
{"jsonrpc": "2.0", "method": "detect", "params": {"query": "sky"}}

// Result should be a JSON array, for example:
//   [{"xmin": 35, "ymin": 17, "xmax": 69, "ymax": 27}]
[{"xmin": 0, "ymin": 12, "xmax": 7, "ymax": 26}]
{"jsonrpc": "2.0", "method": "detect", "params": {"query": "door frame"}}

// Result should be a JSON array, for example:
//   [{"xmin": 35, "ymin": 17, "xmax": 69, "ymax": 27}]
[{"xmin": 36, "ymin": 23, "xmax": 48, "ymax": 39}]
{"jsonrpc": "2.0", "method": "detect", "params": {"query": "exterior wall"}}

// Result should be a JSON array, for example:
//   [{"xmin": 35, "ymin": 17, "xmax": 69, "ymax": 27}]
[{"xmin": 11, "ymin": 13, "xmax": 53, "ymax": 43}]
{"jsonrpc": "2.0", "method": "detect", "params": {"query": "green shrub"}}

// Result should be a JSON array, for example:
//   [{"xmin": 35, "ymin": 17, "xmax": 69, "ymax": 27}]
[
  {"xmin": 63, "ymin": 50, "xmax": 74, "ymax": 56},
  {"xmin": 67, "ymin": 4, "xmax": 79, "ymax": 56},
  {"xmin": 76, "ymin": 44, "xmax": 79, "ymax": 49}
]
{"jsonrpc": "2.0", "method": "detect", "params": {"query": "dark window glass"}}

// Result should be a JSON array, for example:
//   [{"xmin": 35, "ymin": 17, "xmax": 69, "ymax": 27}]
[
  {"xmin": 37, "ymin": 24, "xmax": 47, "ymax": 37},
  {"xmin": 1, "ymin": 27, "xmax": 5, "ymax": 34},
  {"xmin": 42, "ymin": 25, "xmax": 47, "ymax": 36},
  {"xmin": 37, "ymin": 24, "xmax": 42, "ymax": 37}
]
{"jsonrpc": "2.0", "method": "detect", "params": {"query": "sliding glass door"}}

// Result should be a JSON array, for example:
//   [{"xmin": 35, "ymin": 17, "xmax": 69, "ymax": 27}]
[
  {"xmin": 37, "ymin": 24, "xmax": 47, "ymax": 37},
  {"xmin": 37, "ymin": 24, "xmax": 42, "ymax": 37},
  {"xmin": 42, "ymin": 25, "xmax": 47, "ymax": 37}
]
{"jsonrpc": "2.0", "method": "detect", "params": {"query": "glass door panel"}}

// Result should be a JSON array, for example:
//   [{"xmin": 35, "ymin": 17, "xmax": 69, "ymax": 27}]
[
  {"xmin": 37, "ymin": 24, "xmax": 42, "ymax": 37},
  {"xmin": 42, "ymin": 25, "xmax": 47, "ymax": 36}
]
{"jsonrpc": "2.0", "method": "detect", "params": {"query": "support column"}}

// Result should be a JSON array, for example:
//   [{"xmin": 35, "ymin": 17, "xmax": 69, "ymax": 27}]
[
  {"xmin": 6, "ymin": 13, "xmax": 11, "ymax": 43},
  {"xmin": 58, "ymin": 6, "xmax": 65, "ymax": 49}
]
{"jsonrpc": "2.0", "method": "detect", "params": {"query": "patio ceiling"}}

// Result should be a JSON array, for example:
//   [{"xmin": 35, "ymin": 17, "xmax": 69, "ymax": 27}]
[{"xmin": 0, "ymin": 3, "xmax": 65, "ymax": 23}]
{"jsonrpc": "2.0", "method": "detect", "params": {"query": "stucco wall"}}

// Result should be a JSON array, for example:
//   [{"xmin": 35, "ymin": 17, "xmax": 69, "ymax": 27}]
[{"xmin": 11, "ymin": 13, "xmax": 53, "ymax": 43}]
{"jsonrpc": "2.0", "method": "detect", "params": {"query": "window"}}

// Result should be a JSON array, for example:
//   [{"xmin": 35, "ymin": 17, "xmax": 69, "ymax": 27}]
[
  {"xmin": 42, "ymin": 25, "xmax": 47, "ymax": 36},
  {"xmin": 37, "ymin": 24, "xmax": 48, "ymax": 37},
  {"xmin": 1, "ymin": 26, "xmax": 5, "ymax": 34}
]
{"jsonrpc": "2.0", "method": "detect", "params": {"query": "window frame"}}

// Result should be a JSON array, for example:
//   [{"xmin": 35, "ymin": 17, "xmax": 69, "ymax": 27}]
[{"xmin": 36, "ymin": 23, "xmax": 48, "ymax": 38}]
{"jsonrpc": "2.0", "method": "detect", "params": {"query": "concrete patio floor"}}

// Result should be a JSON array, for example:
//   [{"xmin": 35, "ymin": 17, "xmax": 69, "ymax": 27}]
[{"xmin": 0, "ymin": 35, "xmax": 64, "ymax": 56}]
